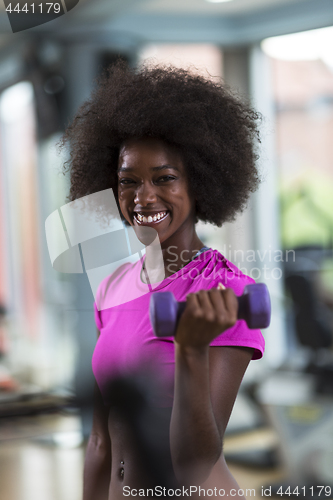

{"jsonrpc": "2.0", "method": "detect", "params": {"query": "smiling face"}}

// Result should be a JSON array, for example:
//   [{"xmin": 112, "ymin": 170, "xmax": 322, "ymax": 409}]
[{"xmin": 117, "ymin": 137, "xmax": 198, "ymax": 252}]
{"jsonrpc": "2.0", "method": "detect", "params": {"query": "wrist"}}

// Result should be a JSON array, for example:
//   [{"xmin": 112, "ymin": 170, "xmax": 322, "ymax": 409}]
[{"xmin": 174, "ymin": 340, "xmax": 209, "ymax": 359}]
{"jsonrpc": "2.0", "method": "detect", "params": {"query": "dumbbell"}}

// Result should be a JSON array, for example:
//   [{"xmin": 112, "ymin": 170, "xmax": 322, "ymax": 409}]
[{"xmin": 149, "ymin": 283, "xmax": 271, "ymax": 337}]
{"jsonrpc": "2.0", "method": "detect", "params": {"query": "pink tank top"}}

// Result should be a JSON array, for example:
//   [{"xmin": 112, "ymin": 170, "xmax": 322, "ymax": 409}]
[{"xmin": 92, "ymin": 249, "xmax": 265, "ymax": 407}]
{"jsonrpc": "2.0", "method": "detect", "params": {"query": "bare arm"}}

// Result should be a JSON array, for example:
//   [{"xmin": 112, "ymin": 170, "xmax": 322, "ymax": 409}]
[
  {"xmin": 83, "ymin": 329, "xmax": 111, "ymax": 500},
  {"xmin": 170, "ymin": 287, "xmax": 253, "ymax": 485}
]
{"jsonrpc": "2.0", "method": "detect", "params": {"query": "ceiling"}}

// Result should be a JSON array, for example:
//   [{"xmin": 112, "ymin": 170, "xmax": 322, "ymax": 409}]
[
  {"xmin": 0, "ymin": 0, "xmax": 332, "ymax": 49},
  {"xmin": 137, "ymin": 0, "xmax": 305, "ymax": 15}
]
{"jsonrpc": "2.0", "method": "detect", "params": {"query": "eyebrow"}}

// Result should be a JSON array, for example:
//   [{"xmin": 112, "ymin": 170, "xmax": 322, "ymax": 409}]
[{"xmin": 117, "ymin": 164, "xmax": 180, "ymax": 174}]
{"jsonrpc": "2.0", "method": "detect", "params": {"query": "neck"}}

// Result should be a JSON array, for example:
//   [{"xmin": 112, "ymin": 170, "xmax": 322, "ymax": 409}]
[{"xmin": 143, "ymin": 228, "xmax": 205, "ymax": 280}]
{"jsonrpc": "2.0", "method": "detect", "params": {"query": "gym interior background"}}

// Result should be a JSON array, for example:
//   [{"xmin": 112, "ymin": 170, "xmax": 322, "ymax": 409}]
[{"xmin": 0, "ymin": 0, "xmax": 333, "ymax": 498}]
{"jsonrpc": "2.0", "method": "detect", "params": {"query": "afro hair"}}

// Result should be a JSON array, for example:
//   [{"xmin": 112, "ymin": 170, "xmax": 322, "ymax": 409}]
[{"xmin": 60, "ymin": 60, "xmax": 261, "ymax": 227}]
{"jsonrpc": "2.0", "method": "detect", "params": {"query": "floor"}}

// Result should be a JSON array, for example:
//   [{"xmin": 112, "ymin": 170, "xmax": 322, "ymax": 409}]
[
  {"xmin": 0, "ymin": 412, "xmax": 84, "ymax": 500},
  {"xmin": 0, "ymin": 412, "xmax": 287, "ymax": 500}
]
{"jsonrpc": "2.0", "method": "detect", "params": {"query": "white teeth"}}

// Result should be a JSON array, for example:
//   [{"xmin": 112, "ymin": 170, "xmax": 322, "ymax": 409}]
[{"xmin": 135, "ymin": 211, "xmax": 168, "ymax": 223}]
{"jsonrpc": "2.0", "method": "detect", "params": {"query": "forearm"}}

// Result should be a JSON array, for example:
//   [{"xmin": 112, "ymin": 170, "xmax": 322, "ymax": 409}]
[
  {"xmin": 170, "ymin": 343, "xmax": 222, "ymax": 484},
  {"xmin": 83, "ymin": 434, "xmax": 111, "ymax": 500}
]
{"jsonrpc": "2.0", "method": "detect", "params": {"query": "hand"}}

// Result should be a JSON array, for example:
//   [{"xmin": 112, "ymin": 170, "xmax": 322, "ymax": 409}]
[{"xmin": 174, "ymin": 283, "xmax": 238, "ymax": 351}]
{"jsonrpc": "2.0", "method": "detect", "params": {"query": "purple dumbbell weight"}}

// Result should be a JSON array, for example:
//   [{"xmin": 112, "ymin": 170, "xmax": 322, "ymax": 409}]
[{"xmin": 149, "ymin": 283, "xmax": 271, "ymax": 337}]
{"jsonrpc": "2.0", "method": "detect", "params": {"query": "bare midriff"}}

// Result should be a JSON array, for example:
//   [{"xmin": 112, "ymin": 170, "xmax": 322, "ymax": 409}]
[{"xmin": 106, "ymin": 409, "xmax": 244, "ymax": 500}]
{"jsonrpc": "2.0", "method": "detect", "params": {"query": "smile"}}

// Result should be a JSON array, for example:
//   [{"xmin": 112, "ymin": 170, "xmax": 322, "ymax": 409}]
[{"xmin": 133, "ymin": 211, "xmax": 170, "ymax": 225}]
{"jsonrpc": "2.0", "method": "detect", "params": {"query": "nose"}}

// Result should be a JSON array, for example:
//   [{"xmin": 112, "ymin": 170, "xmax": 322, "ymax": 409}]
[{"xmin": 133, "ymin": 180, "xmax": 158, "ymax": 206}]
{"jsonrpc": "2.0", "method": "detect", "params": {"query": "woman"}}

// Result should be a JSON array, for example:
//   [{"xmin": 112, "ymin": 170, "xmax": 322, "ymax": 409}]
[{"xmin": 61, "ymin": 61, "xmax": 265, "ymax": 499}]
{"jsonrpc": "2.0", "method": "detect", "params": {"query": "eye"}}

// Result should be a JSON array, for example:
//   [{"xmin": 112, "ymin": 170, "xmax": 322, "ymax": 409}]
[
  {"xmin": 118, "ymin": 178, "xmax": 134, "ymax": 185},
  {"xmin": 157, "ymin": 176, "xmax": 176, "ymax": 182},
  {"xmin": 118, "ymin": 176, "xmax": 176, "ymax": 185}
]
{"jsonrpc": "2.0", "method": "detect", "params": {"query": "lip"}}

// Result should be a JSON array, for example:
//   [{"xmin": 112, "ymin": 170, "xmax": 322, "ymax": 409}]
[
  {"xmin": 133, "ymin": 210, "xmax": 169, "ymax": 215},
  {"xmin": 133, "ymin": 211, "xmax": 170, "ymax": 225}
]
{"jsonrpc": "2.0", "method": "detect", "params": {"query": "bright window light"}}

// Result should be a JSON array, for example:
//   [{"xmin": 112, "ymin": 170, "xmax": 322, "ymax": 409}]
[
  {"xmin": 261, "ymin": 26, "xmax": 333, "ymax": 69},
  {"xmin": 205, "ymin": 0, "xmax": 234, "ymax": 3},
  {"xmin": 0, "ymin": 81, "xmax": 34, "ymax": 123}
]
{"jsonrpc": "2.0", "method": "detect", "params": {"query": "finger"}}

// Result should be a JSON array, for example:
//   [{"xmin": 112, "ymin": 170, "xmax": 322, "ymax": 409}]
[
  {"xmin": 209, "ymin": 288, "xmax": 238, "ymax": 329},
  {"xmin": 185, "ymin": 292, "xmax": 203, "ymax": 316},
  {"xmin": 208, "ymin": 287, "xmax": 228, "ymax": 320},
  {"xmin": 196, "ymin": 290, "xmax": 216, "ymax": 321},
  {"xmin": 222, "ymin": 288, "xmax": 238, "ymax": 321}
]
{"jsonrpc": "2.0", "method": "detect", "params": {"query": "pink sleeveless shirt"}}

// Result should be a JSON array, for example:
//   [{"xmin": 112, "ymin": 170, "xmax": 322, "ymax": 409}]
[{"xmin": 92, "ymin": 249, "xmax": 265, "ymax": 407}]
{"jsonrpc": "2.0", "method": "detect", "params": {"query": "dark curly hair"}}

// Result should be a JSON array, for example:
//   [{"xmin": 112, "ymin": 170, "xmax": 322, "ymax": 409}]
[{"xmin": 60, "ymin": 60, "xmax": 261, "ymax": 227}]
